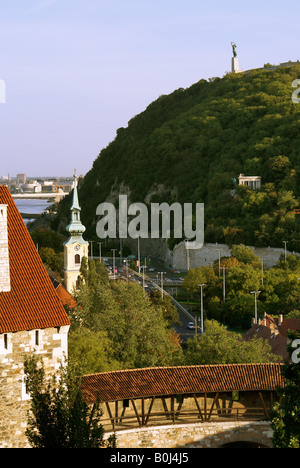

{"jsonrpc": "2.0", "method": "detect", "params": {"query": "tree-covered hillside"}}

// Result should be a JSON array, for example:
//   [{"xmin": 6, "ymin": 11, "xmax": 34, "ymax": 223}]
[{"xmin": 55, "ymin": 65, "xmax": 300, "ymax": 251}]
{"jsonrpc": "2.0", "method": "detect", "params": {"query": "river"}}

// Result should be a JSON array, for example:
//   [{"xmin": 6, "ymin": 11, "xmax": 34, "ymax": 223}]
[{"xmin": 15, "ymin": 199, "xmax": 52, "ymax": 225}]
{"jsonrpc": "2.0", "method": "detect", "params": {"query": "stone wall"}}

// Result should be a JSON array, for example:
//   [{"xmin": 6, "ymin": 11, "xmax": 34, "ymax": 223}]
[
  {"xmin": 107, "ymin": 421, "xmax": 273, "ymax": 448},
  {"xmin": 0, "ymin": 325, "xmax": 69, "ymax": 448},
  {"xmin": 172, "ymin": 242, "xmax": 298, "ymax": 270}
]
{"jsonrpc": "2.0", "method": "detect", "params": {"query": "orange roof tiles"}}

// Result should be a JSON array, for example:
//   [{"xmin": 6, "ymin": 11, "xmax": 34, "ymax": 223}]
[
  {"xmin": 0, "ymin": 186, "xmax": 70, "ymax": 333},
  {"xmin": 81, "ymin": 363, "xmax": 285, "ymax": 403}
]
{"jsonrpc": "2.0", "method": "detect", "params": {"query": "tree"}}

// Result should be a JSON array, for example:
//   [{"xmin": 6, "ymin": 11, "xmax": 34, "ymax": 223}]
[
  {"xmin": 270, "ymin": 330, "xmax": 300, "ymax": 448},
  {"xmin": 184, "ymin": 320, "xmax": 278, "ymax": 365},
  {"xmin": 183, "ymin": 265, "xmax": 217, "ymax": 295},
  {"xmin": 39, "ymin": 247, "xmax": 64, "ymax": 277},
  {"xmin": 71, "ymin": 266, "xmax": 182, "ymax": 369},
  {"xmin": 24, "ymin": 355, "xmax": 116, "ymax": 448}
]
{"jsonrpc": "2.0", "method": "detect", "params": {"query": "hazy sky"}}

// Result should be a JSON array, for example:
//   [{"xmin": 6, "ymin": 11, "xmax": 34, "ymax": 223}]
[{"xmin": 0, "ymin": 0, "xmax": 299, "ymax": 178}]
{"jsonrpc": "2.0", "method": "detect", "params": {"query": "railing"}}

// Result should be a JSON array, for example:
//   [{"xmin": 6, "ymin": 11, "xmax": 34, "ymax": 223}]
[{"xmin": 101, "ymin": 407, "xmax": 269, "ymax": 432}]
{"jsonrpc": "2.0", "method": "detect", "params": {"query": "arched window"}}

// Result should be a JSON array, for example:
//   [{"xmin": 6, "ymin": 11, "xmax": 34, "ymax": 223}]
[{"xmin": 75, "ymin": 254, "xmax": 81, "ymax": 265}]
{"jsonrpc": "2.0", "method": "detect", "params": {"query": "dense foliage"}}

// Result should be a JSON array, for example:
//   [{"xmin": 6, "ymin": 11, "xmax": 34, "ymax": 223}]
[
  {"xmin": 67, "ymin": 256, "xmax": 279, "ymax": 373},
  {"xmin": 24, "ymin": 355, "xmax": 116, "ymax": 448},
  {"xmin": 183, "ymin": 245, "xmax": 300, "ymax": 330},
  {"xmin": 55, "ymin": 66, "xmax": 300, "ymax": 252},
  {"xmin": 270, "ymin": 330, "xmax": 300, "ymax": 448}
]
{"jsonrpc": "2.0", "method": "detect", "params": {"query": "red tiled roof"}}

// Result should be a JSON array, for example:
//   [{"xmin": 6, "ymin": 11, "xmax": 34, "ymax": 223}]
[
  {"xmin": 0, "ymin": 186, "xmax": 71, "ymax": 333},
  {"xmin": 243, "ymin": 324, "xmax": 289, "ymax": 361},
  {"xmin": 55, "ymin": 283, "xmax": 77, "ymax": 310},
  {"xmin": 276, "ymin": 318, "xmax": 300, "ymax": 338},
  {"xmin": 81, "ymin": 363, "xmax": 285, "ymax": 403}
]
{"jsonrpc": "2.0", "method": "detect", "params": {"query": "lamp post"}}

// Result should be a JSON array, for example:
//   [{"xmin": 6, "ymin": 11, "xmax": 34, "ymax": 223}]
[
  {"xmin": 158, "ymin": 271, "xmax": 166, "ymax": 299},
  {"xmin": 98, "ymin": 242, "xmax": 102, "ymax": 263},
  {"xmin": 185, "ymin": 239, "xmax": 190, "ymax": 271},
  {"xmin": 89, "ymin": 241, "xmax": 94, "ymax": 260},
  {"xmin": 283, "ymin": 241, "xmax": 288, "ymax": 261},
  {"xmin": 111, "ymin": 249, "xmax": 117, "ymax": 280},
  {"xmin": 137, "ymin": 236, "xmax": 141, "ymax": 274},
  {"xmin": 251, "ymin": 291, "xmax": 261, "ymax": 324},
  {"xmin": 216, "ymin": 249, "xmax": 223, "ymax": 278},
  {"xmin": 222, "ymin": 267, "xmax": 228, "ymax": 303},
  {"xmin": 141, "ymin": 265, "xmax": 147, "ymax": 290},
  {"xmin": 198, "ymin": 283, "xmax": 206, "ymax": 335}
]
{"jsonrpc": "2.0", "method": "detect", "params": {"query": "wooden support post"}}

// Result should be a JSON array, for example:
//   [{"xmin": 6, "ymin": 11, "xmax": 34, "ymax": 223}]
[
  {"xmin": 193, "ymin": 394, "xmax": 204, "ymax": 421},
  {"xmin": 258, "ymin": 392, "xmax": 269, "ymax": 419}
]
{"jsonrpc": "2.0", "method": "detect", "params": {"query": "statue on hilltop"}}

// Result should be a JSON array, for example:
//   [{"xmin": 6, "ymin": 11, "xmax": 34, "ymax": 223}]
[{"xmin": 231, "ymin": 42, "xmax": 237, "ymax": 58}]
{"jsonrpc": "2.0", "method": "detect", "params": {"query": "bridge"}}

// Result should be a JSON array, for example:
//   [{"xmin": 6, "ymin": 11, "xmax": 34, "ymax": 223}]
[
  {"xmin": 81, "ymin": 363, "xmax": 284, "ymax": 448},
  {"xmin": 12, "ymin": 192, "xmax": 69, "ymax": 200}
]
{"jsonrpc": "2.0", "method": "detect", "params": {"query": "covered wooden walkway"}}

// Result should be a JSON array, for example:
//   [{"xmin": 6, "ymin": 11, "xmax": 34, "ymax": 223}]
[{"xmin": 81, "ymin": 363, "xmax": 284, "ymax": 432}]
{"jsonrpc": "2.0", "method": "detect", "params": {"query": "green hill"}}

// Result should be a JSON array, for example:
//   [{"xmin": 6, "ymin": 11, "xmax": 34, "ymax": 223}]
[{"xmin": 54, "ymin": 65, "xmax": 300, "ymax": 252}]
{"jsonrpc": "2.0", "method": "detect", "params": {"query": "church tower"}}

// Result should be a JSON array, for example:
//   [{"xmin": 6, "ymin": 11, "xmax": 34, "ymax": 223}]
[{"xmin": 64, "ymin": 173, "xmax": 89, "ymax": 294}]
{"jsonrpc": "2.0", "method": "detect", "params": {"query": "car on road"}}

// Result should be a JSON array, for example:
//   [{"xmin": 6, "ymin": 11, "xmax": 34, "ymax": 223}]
[{"xmin": 187, "ymin": 322, "xmax": 195, "ymax": 330}]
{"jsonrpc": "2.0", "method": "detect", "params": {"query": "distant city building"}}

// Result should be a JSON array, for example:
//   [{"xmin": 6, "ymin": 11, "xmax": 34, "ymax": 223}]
[
  {"xmin": 17, "ymin": 173, "xmax": 26, "ymax": 185},
  {"xmin": 20, "ymin": 181, "xmax": 42, "ymax": 193},
  {"xmin": 239, "ymin": 174, "xmax": 262, "ymax": 190}
]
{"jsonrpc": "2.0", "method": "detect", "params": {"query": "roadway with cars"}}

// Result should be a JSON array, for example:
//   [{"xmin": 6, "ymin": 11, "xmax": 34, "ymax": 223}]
[{"xmin": 100, "ymin": 256, "xmax": 199, "ymax": 342}]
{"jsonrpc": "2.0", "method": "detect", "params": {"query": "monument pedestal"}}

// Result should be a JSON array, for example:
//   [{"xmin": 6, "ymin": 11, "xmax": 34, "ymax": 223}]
[{"xmin": 232, "ymin": 57, "xmax": 239, "ymax": 73}]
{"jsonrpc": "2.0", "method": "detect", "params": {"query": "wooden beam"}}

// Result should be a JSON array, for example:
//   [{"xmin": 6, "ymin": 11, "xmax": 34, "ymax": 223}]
[
  {"xmin": 145, "ymin": 397, "xmax": 156, "ymax": 425},
  {"xmin": 207, "ymin": 393, "xmax": 219, "ymax": 421},
  {"xmin": 258, "ymin": 392, "xmax": 269, "ymax": 419},
  {"xmin": 131, "ymin": 399, "xmax": 142, "ymax": 427},
  {"xmin": 105, "ymin": 402, "xmax": 114, "ymax": 430},
  {"xmin": 193, "ymin": 394, "xmax": 204, "ymax": 421}
]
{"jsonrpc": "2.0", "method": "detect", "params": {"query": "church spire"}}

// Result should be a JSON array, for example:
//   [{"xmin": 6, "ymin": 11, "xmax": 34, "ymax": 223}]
[
  {"xmin": 66, "ymin": 171, "xmax": 86, "ymax": 237},
  {"xmin": 64, "ymin": 170, "xmax": 89, "ymax": 294}
]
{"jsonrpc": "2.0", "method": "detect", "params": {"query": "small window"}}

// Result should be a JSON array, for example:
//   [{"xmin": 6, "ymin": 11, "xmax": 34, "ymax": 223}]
[
  {"xmin": 35, "ymin": 330, "xmax": 39, "ymax": 346},
  {"xmin": 123, "ymin": 399, "xmax": 130, "ymax": 408},
  {"xmin": 4, "ymin": 334, "xmax": 8, "ymax": 350},
  {"xmin": 75, "ymin": 254, "xmax": 81, "ymax": 265}
]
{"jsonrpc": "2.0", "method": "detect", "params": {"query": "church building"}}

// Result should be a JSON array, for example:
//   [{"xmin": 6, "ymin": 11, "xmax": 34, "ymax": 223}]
[
  {"xmin": 64, "ymin": 174, "xmax": 89, "ymax": 294},
  {"xmin": 0, "ymin": 186, "xmax": 71, "ymax": 448}
]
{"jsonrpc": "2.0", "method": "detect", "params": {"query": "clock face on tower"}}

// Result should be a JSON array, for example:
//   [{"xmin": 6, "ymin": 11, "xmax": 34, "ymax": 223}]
[{"xmin": 74, "ymin": 244, "xmax": 80, "ymax": 252}]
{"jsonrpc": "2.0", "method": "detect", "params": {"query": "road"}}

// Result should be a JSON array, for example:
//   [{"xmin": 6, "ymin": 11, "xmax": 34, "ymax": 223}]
[{"xmin": 100, "ymin": 255, "xmax": 197, "ymax": 342}]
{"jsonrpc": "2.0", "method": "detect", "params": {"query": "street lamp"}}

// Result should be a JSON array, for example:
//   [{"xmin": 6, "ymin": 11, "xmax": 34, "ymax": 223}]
[
  {"xmin": 251, "ymin": 291, "xmax": 261, "ymax": 324},
  {"xmin": 137, "ymin": 236, "xmax": 141, "ymax": 274},
  {"xmin": 98, "ymin": 242, "xmax": 102, "ymax": 262},
  {"xmin": 141, "ymin": 265, "xmax": 147, "ymax": 290},
  {"xmin": 185, "ymin": 239, "xmax": 190, "ymax": 271},
  {"xmin": 158, "ymin": 271, "xmax": 166, "ymax": 299},
  {"xmin": 111, "ymin": 249, "xmax": 117, "ymax": 280},
  {"xmin": 283, "ymin": 241, "xmax": 288, "ymax": 261},
  {"xmin": 216, "ymin": 249, "xmax": 223, "ymax": 278},
  {"xmin": 198, "ymin": 284, "xmax": 206, "ymax": 335},
  {"xmin": 222, "ymin": 267, "xmax": 228, "ymax": 303},
  {"xmin": 89, "ymin": 240, "xmax": 94, "ymax": 260}
]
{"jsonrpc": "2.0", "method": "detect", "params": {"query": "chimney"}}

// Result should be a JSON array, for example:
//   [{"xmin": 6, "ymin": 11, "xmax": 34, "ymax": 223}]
[
  {"xmin": 0, "ymin": 205, "xmax": 11, "ymax": 292},
  {"xmin": 278, "ymin": 314, "xmax": 284, "ymax": 326}
]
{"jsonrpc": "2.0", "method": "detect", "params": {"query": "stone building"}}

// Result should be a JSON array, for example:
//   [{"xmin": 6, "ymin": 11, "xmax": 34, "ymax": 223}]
[
  {"xmin": 244, "ymin": 314, "xmax": 300, "ymax": 362},
  {"xmin": 239, "ymin": 174, "xmax": 262, "ymax": 190},
  {"xmin": 0, "ymin": 185, "xmax": 71, "ymax": 448}
]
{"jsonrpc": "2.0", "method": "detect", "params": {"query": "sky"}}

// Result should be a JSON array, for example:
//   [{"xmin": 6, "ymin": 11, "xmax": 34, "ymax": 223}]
[{"xmin": 0, "ymin": 0, "xmax": 300, "ymax": 178}]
